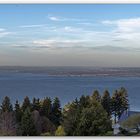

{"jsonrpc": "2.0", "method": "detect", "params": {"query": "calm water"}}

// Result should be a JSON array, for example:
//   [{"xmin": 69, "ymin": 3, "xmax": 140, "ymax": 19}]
[{"xmin": 0, "ymin": 72, "xmax": 140, "ymax": 111}]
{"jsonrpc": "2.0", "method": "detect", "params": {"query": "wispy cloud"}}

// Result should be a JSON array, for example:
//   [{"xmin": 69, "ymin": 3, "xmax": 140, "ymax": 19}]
[
  {"xmin": 0, "ymin": 28, "xmax": 5, "ymax": 32},
  {"xmin": 32, "ymin": 39, "xmax": 88, "ymax": 48},
  {"xmin": 101, "ymin": 17, "xmax": 140, "ymax": 49},
  {"xmin": 48, "ymin": 16, "xmax": 60, "ymax": 21},
  {"xmin": 48, "ymin": 14, "xmax": 84, "ymax": 22},
  {"xmin": 102, "ymin": 18, "xmax": 140, "ymax": 33},
  {"xmin": 0, "ymin": 28, "xmax": 13, "ymax": 38}
]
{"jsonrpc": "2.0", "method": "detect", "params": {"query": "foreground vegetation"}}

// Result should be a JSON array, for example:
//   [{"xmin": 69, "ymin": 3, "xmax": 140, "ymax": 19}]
[{"xmin": 0, "ymin": 87, "xmax": 129, "ymax": 136}]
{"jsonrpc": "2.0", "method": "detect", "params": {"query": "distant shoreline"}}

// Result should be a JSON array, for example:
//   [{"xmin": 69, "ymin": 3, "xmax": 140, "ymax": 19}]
[{"xmin": 0, "ymin": 66, "xmax": 140, "ymax": 77}]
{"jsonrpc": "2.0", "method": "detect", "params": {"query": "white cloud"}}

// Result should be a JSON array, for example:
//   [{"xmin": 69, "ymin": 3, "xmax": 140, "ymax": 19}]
[
  {"xmin": 7, "ymin": 17, "xmax": 140, "ymax": 52},
  {"xmin": 32, "ymin": 38, "xmax": 88, "ymax": 49},
  {"xmin": 0, "ymin": 28, "xmax": 5, "ymax": 32},
  {"xmin": 101, "ymin": 18, "xmax": 140, "ymax": 48},
  {"xmin": 102, "ymin": 18, "xmax": 140, "ymax": 32},
  {"xmin": 48, "ymin": 16, "xmax": 60, "ymax": 21},
  {"xmin": 48, "ymin": 15, "xmax": 85, "ymax": 22},
  {"xmin": 0, "ymin": 28, "xmax": 12, "ymax": 38}
]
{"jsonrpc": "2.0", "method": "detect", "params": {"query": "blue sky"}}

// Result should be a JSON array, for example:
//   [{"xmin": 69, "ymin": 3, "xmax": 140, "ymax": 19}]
[{"xmin": 1, "ymin": 4, "xmax": 140, "ymax": 67}]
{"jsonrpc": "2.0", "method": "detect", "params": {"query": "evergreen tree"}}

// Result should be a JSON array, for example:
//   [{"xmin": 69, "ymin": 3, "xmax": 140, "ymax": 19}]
[
  {"xmin": 111, "ymin": 87, "xmax": 129, "ymax": 123},
  {"xmin": 111, "ymin": 90, "xmax": 119, "ymax": 123},
  {"xmin": 63, "ymin": 95, "xmax": 112, "ymax": 136},
  {"xmin": 78, "ymin": 101, "xmax": 112, "ymax": 136},
  {"xmin": 1, "ymin": 96, "xmax": 13, "ymax": 112},
  {"xmin": 101, "ymin": 90, "xmax": 112, "ymax": 116},
  {"xmin": 91, "ymin": 90, "xmax": 101, "ymax": 102},
  {"xmin": 62, "ymin": 100, "xmax": 81, "ymax": 136},
  {"xmin": 21, "ymin": 107, "xmax": 37, "ymax": 136},
  {"xmin": 51, "ymin": 97, "xmax": 62, "ymax": 126},
  {"xmin": 79, "ymin": 95, "xmax": 90, "ymax": 108},
  {"xmin": 22, "ymin": 96, "xmax": 31, "ymax": 112},
  {"xmin": 40, "ymin": 97, "xmax": 52, "ymax": 118},
  {"xmin": 14, "ymin": 100, "xmax": 22, "ymax": 123},
  {"xmin": 32, "ymin": 98, "xmax": 40, "ymax": 111},
  {"xmin": 117, "ymin": 87, "xmax": 129, "ymax": 119}
]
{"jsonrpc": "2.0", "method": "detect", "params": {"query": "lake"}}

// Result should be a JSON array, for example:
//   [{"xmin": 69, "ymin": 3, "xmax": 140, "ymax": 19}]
[{"xmin": 0, "ymin": 71, "xmax": 140, "ymax": 111}]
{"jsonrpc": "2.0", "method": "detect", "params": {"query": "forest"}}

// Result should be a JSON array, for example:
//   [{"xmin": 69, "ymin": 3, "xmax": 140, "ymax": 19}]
[{"xmin": 0, "ymin": 87, "xmax": 129, "ymax": 136}]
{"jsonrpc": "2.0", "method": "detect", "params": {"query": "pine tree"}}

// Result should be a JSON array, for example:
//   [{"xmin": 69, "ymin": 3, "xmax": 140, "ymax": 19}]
[
  {"xmin": 62, "ymin": 99, "xmax": 81, "ymax": 136},
  {"xmin": 101, "ymin": 90, "xmax": 112, "ymax": 116},
  {"xmin": 79, "ymin": 95, "xmax": 90, "ymax": 108},
  {"xmin": 21, "ymin": 107, "xmax": 37, "ymax": 136},
  {"xmin": 111, "ymin": 87, "xmax": 129, "ymax": 123},
  {"xmin": 91, "ymin": 90, "xmax": 101, "ymax": 102},
  {"xmin": 14, "ymin": 100, "xmax": 22, "ymax": 123},
  {"xmin": 40, "ymin": 97, "xmax": 52, "ymax": 118},
  {"xmin": 32, "ymin": 98, "xmax": 40, "ymax": 111},
  {"xmin": 117, "ymin": 87, "xmax": 129, "ymax": 119},
  {"xmin": 22, "ymin": 96, "xmax": 31, "ymax": 112},
  {"xmin": 1, "ymin": 96, "xmax": 13, "ymax": 112},
  {"xmin": 51, "ymin": 97, "xmax": 62, "ymax": 126},
  {"xmin": 78, "ymin": 101, "xmax": 112, "ymax": 136}
]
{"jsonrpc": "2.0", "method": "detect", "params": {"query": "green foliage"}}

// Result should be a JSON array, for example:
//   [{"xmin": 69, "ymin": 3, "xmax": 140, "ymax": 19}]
[
  {"xmin": 63, "ymin": 94, "xmax": 112, "ymax": 136},
  {"xmin": 101, "ymin": 90, "xmax": 112, "ymax": 116},
  {"xmin": 79, "ymin": 95, "xmax": 90, "ymax": 108},
  {"xmin": 104, "ymin": 131, "xmax": 113, "ymax": 136},
  {"xmin": 1, "ymin": 96, "xmax": 13, "ymax": 112},
  {"xmin": 55, "ymin": 125, "xmax": 66, "ymax": 136},
  {"xmin": 51, "ymin": 97, "xmax": 62, "ymax": 126},
  {"xmin": 14, "ymin": 100, "xmax": 22, "ymax": 123},
  {"xmin": 21, "ymin": 108, "xmax": 37, "ymax": 136},
  {"xmin": 0, "ymin": 87, "xmax": 129, "ymax": 136},
  {"xmin": 91, "ymin": 90, "xmax": 101, "ymax": 102},
  {"xmin": 111, "ymin": 87, "xmax": 129, "ymax": 123},
  {"xmin": 77, "ymin": 101, "xmax": 112, "ymax": 136},
  {"xmin": 32, "ymin": 98, "xmax": 40, "ymax": 111},
  {"xmin": 22, "ymin": 96, "xmax": 31, "ymax": 112},
  {"xmin": 40, "ymin": 97, "xmax": 52, "ymax": 118},
  {"xmin": 62, "ymin": 99, "xmax": 81, "ymax": 136}
]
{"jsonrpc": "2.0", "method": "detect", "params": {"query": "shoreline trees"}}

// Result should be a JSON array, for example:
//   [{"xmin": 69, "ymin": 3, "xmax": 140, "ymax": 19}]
[{"xmin": 0, "ymin": 87, "xmax": 129, "ymax": 136}]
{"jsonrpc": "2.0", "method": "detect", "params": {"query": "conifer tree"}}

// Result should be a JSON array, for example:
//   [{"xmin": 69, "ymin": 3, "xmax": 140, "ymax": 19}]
[
  {"xmin": 40, "ymin": 97, "xmax": 52, "ymax": 118},
  {"xmin": 51, "ymin": 97, "xmax": 62, "ymax": 126},
  {"xmin": 111, "ymin": 87, "xmax": 129, "ymax": 123},
  {"xmin": 1, "ymin": 96, "xmax": 13, "ymax": 112},
  {"xmin": 91, "ymin": 90, "xmax": 101, "ymax": 102},
  {"xmin": 78, "ymin": 101, "xmax": 112, "ymax": 136},
  {"xmin": 79, "ymin": 95, "xmax": 90, "ymax": 108},
  {"xmin": 22, "ymin": 96, "xmax": 31, "ymax": 112},
  {"xmin": 21, "ymin": 107, "xmax": 37, "ymax": 136},
  {"xmin": 101, "ymin": 90, "xmax": 112, "ymax": 116},
  {"xmin": 14, "ymin": 100, "xmax": 22, "ymax": 123},
  {"xmin": 32, "ymin": 98, "xmax": 40, "ymax": 111}
]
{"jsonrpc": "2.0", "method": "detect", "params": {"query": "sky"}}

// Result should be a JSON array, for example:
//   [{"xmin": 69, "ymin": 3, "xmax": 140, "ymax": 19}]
[{"xmin": 1, "ymin": 4, "xmax": 140, "ymax": 67}]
